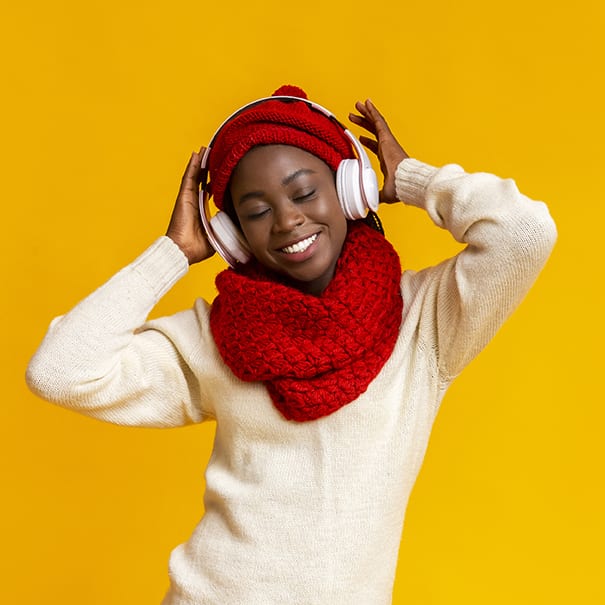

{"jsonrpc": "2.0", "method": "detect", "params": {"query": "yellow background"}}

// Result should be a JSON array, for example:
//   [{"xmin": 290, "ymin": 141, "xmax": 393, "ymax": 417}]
[{"xmin": 2, "ymin": 0, "xmax": 603, "ymax": 603}]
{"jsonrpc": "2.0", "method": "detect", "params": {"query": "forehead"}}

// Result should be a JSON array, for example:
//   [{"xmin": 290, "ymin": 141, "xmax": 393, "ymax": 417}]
[{"xmin": 230, "ymin": 145, "xmax": 332, "ymax": 189}]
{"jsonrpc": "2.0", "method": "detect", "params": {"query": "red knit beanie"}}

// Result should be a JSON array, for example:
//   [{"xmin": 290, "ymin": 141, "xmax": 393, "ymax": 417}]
[{"xmin": 207, "ymin": 85, "xmax": 355, "ymax": 210}]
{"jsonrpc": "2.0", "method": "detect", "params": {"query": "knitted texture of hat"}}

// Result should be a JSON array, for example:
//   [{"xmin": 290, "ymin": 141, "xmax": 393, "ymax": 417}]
[
  {"xmin": 207, "ymin": 85, "xmax": 355, "ymax": 210},
  {"xmin": 209, "ymin": 221, "xmax": 403, "ymax": 422}
]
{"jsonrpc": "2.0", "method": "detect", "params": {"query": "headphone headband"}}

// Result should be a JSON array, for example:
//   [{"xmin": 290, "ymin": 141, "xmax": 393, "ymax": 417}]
[
  {"xmin": 198, "ymin": 94, "xmax": 380, "ymax": 268},
  {"xmin": 200, "ymin": 96, "xmax": 371, "ymax": 173}
]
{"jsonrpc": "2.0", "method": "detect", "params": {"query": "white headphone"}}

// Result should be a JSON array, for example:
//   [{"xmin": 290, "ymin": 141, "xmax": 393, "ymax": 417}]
[{"xmin": 199, "ymin": 95, "xmax": 379, "ymax": 268}]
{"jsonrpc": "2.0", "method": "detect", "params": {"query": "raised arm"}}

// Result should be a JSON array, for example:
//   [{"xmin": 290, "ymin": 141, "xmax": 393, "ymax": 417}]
[
  {"xmin": 26, "ymin": 152, "xmax": 217, "ymax": 427},
  {"xmin": 396, "ymin": 159, "xmax": 556, "ymax": 379},
  {"xmin": 350, "ymin": 100, "xmax": 557, "ymax": 380}
]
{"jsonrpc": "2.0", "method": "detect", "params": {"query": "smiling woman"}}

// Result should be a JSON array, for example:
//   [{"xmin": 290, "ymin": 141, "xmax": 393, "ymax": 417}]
[
  {"xmin": 230, "ymin": 145, "xmax": 348, "ymax": 294},
  {"xmin": 25, "ymin": 84, "xmax": 557, "ymax": 605}
]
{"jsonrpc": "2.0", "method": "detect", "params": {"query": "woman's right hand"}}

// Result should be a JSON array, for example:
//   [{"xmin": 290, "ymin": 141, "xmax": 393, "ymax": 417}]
[{"xmin": 166, "ymin": 148, "xmax": 216, "ymax": 265}]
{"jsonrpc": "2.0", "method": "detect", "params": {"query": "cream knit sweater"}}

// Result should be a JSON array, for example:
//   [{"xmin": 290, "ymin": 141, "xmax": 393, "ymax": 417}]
[{"xmin": 27, "ymin": 159, "xmax": 557, "ymax": 604}]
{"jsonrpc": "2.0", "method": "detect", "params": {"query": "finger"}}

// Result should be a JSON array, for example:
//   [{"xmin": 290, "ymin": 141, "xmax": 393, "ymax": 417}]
[
  {"xmin": 364, "ymin": 99, "xmax": 394, "ymax": 136},
  {"xmin": 348, "ymin": 112, "xmax": 376, "ymax": 134},
  {"xmin": 348, "ymin": 112, "xmax": 364, "ymax": 125},
  {"xmin": 355, "ymin": 100, "xmax": 371, "ymax": 117},
  {"xmin": 359, "ymin": 135, "xmax": 379, "ymax": 155},
  {"xmin": 197, "ymin": 145, "xmax": 209, "ymax": 167},
  {"xmin": 184, "ymin": 151, "xmax": 200, "ymax": 175},
  {"xmin": 178, "ymin": 152, "xmax": 203, "ymax": 194},
  {"xmin": 353, "ymin": 100, "xmax": 389, "ymax": 139}
]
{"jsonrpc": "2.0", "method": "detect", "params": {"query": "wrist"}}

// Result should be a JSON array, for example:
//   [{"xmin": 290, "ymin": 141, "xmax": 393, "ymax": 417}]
[{"xmin": 394, "ymin": 159, "xmax": 438, "ymax": 207}]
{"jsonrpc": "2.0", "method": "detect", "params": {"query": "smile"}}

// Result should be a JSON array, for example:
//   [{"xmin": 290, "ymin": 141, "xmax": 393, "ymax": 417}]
[{"xmin": 280, "ymin": 234, "xmax": 318, "ymax": 254}]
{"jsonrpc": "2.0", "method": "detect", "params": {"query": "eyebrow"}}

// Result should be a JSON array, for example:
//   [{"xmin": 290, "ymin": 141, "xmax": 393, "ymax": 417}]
[
  {"xmin": 236, "ymin": 168, "xmax": 317, "ymax": 206},
  {"xmin": 282, "ymin": 168, "xmax": 316, "ymax": 186}
]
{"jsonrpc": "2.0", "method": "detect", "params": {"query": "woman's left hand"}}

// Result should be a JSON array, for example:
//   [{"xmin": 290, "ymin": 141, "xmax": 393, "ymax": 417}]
[{"xmin": 349, "ymin": 99, "xmax": 409, "ymax": 205}]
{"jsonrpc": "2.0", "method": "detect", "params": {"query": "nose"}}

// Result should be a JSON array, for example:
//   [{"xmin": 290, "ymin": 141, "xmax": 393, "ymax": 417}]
[{"xmin": 272, "ymin": 200, "xmax": 305, "ymax": 233}]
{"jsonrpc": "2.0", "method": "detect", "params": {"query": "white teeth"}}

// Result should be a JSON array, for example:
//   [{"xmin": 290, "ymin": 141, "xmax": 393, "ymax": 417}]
[{"xmin": 281, "ymin": 234, "xmax": 318, "ymax": 254}]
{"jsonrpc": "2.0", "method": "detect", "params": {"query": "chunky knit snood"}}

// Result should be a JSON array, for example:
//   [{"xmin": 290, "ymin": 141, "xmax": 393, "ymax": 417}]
[{"xmin": 209, "ymin": 221, "xmax": 403, "ymax": 421}]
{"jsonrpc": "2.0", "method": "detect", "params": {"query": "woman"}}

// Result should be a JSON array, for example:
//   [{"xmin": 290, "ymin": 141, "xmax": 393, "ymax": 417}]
[{"xmin": 26, "ymin": 85, "xmax": 557, "ymax": 604}]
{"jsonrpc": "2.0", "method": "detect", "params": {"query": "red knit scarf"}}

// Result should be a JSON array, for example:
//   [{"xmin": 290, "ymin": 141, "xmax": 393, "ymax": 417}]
[{"xmin": 209, "ymin": 221, "xmax": 403, "ymax": 422}]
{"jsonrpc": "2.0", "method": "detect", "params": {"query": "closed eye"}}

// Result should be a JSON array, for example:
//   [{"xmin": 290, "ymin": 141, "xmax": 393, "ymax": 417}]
[
  {"xmin": 246, "ymin": 207, "xmax": 271, "ymax": 220},
  {"xmin": 293, "ymin": 189, "xmax": 316, "ymax": 202}
]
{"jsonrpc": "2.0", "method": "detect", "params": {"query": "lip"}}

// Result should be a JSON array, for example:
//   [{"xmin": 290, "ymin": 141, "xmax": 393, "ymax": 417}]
[
  {"xmin": 274, "ymin": 232, "xmax": 321, "ymax": 262},
  {"xmin": 274, "ymin": 231, "xmax": 320, "ymax": 251}
]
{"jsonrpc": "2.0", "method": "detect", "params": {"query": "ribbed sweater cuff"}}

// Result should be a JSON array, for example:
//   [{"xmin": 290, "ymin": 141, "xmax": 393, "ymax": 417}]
[
  {"xmin": 394, "ymin": 158, "xmax": 439, "ymax": 207},
  {"xmin": 130, "ymin": 236, "xmax": 189, "ymax": 300}
]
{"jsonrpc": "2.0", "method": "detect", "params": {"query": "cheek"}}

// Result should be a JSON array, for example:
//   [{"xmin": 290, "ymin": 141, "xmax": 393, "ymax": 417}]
[
  {"xmin": 239, "ymin": 223, "xmax": 266, "ymax": 253},
  {"xmin": 324, "ymin": 197, "xmax": 348, "ymax": 238},
  {"xmin": 333, "ymin": 216, "xmax": 348, "ymax": 253}
]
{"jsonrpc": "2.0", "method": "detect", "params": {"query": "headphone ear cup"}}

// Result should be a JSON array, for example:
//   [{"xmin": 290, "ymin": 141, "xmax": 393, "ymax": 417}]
[
  {"xmin": 337, "ymin": 159, "xmax": 372, "ymax": 219},
  {"xmin": 361, "ymin": 164, "xmax": 379, "ymax": 211},
  {"xmin": 210, "ymin": 211, "xmax": 252, "ymax": 267}
]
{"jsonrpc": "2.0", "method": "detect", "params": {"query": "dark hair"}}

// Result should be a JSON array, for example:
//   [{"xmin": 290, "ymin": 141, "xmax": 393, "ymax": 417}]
[
  {"xmin": 222, "ymin": 188, "xmax": 241, "ymax": 229},
  {"xmin": 363, "ymin": 211, "xmax": 384, "ymax": 235}
]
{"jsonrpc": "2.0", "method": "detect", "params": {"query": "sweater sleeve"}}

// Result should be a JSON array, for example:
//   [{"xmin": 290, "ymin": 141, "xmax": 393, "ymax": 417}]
[
  {"xmin": 395, "ymin": 159, "xmax": 557, "ymax": 381},
  {"xmin": 25, "ymin": 236, "xmax": 210, "ymax": 428}
]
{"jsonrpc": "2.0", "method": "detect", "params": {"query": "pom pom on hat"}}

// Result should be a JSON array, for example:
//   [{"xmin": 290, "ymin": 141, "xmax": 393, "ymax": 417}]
[
  {"xmin": 207, "ymin": 85, "xmax": 354, "ymax": 211},
  {"xmin": 271, "ymin": 84, "xmax": 308, "ymax": 99}
]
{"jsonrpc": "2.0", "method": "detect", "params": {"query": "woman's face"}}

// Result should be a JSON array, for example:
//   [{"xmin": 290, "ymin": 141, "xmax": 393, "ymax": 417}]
[{"xmin": 229, "ymin": 145, "xmax": 347, "ymax": 295}]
